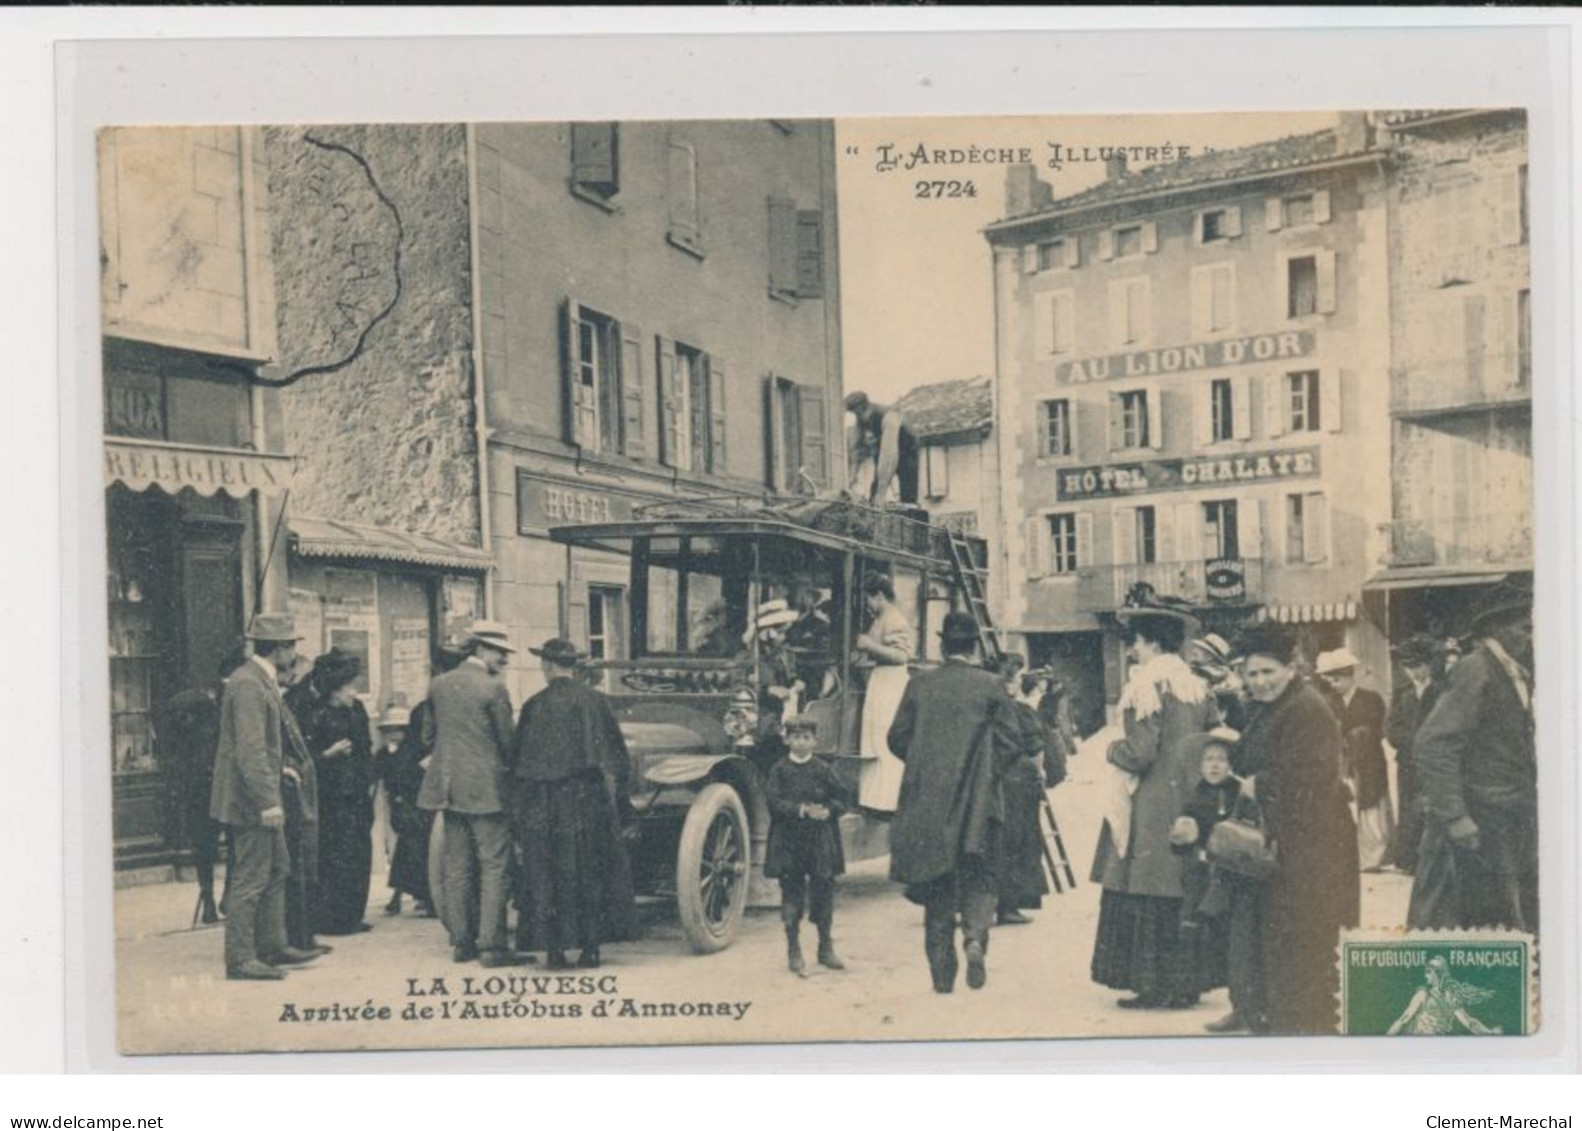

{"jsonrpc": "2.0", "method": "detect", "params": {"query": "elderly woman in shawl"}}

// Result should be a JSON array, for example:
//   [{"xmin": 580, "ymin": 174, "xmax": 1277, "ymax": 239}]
[{"xmin": 1089, "ymin": 590, "xmax": 1216, "ymax": 1010}]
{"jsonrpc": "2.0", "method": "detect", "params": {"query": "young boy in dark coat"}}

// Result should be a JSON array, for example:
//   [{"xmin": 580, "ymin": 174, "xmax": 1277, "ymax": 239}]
[
  {"xmin": 765, "ymin": 716, "xmax": 850, "ymax": 976},
  {"xmin": 1169, "ymin": 729, "xmax": 1243, "ymax": 993}
]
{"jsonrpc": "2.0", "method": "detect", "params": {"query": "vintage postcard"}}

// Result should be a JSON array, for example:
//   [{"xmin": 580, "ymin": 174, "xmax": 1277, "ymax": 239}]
[{"xmin": 95, "ymin": 109, "xmax": 1539, "ymax": 1055}]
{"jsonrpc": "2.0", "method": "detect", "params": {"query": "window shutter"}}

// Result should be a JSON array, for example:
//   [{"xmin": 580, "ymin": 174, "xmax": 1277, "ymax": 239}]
[
  {"xmin": 1068, "ymin": 396, "xmax": 1082, "ymax": 459},
  {"xmin": 618, "ymin": 320, "xmax": 646, "ymax": 459},
  {"xmin": 1025, "ymin": 515, "xmax": 1049, "ymax": 579},
  {"xmin": 1232, "ymin": 374, "xmax": 1253, "ymax": 439},
  {"xmin": 1107, "ymin": 283, "xmax": 1128, "ymax": 349},
  {"xmin": 562, "ymin": 299, "xmax": 595, "ymax": 447},
  {"xmin": 707, "ymin": 355, "xmax": 728, "ymax": 473},
  {"xmin": 656, "ymin": 336, "xmax": 680, "ymax": 467},
  {"xmin": 1142, "ymin": 221, "xmax": 1159, "ymax": 254},
  {"xmin": 1137, "ymin": 280, "xmax": 1153, "ymax": 346},
  {"xmin": 1303, "ymin": 492, "xmax": 1329, "ymax": 564},
  {"xmin": 1036, "ymin": 400, "xmax": 1051, "ymax": 458},
  {"xmin": 797, "ymin": 383, "xmax": 829, "ymax": 490},
  {"xmin": 1112, "ymin": 506, "xmax": 1138, "ymax": 566},
  {"xmin": 1316, "ymin": 250, "xmax": 1338, "ymax": 314},
  {"xmin": 1321, "ymin": 367, "xmax": 1342, "ymax": 433},
  {"xmin": 1266, "ymin": 197, "xmax": 1284, "ymax": 232},
  {"xmin": 764, "ymin": 376, "xmax": 785, "ymax": 489},
  {"xmin": 1193, "ymin": 212, "xmax": 1205, "ymax": 245},
  {"xmin": 1035, "ymin": 291, "xmax": 1056, "ymax": 357},
  {"xmin": 1065, "ymin": 237, "xmax": 1082, "ymax": 269},
  {"xmin": 1175, "ymin": 503, "xmax": 1203, "ymax": 563},
  {"xmin": 1264, "ymin": 375, "xmax": 1287, "ymax": 439},
  {"xmin": 1312, "ymin": 189, "xmax": 1331, "ymax": 224},
  {"xmin": 1054, "ymin": 292, "xmax": 1075, "ymax": 355},
  {"xmin": 1194, "ymin": 381, "xmax": 1215, "ymax": 447},
  {"xmin": 1107, "ymin": 392, "xmax": 1123, "ymax": 451},
  {"xmin": 1155, "ymin": 505, "xmax": 1177, "ymax": 564},
  {"xmin": 1224, "ymin": 205, "xmax": 1243, "ymax": 238},
  {"xmin": 1098, "ymin": 229, "xmax": 1115, "ymax": 261},
  {"xmin": 1075, "ymin": 512, "xmax": 1095, "ymax": 570},
  {"xmin": 571, "ymin": 123, "xmax": 618, "ymax": 193},
  {"xmin": 1190, "ymin": 268, "xmax": 1212, "ymax": 338},
  {"xmin": 767, "ymin": 195, "xmax": 798, "ymax": 296},
  {"xmin": 666, "ymin": 142, "xmax": 699, "ymax": 242},
  {"xmin": 1145, "ymin": 383, "xmax": 1164, "ymax": 450},
  {"xmin": 1495, "ymin": 167, "xmax": 1524, "ymax": 247},
  {"xmin": 1240, "ymin": 496, "xmax": 1263, "ymax": 561},
  {"xmin": 795, "ymin": 210, "xmax": 824, "ymax": 298},
  {"xmin": 1463, "ymin": 293, "xmax": 1487, "ymax": 390},
  {"xmin": 926, "ymin": 444, "xmax": 949, "ymax": 499},
  {"xmin": 1498, "ymin": 290, "xmax": 1522, "ymax": 388}
]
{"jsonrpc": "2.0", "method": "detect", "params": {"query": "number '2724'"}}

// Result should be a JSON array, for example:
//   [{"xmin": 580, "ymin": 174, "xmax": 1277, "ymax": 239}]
[{"xmin": 914, "ymin": 180, "xmax": 978, "ymax": 199}]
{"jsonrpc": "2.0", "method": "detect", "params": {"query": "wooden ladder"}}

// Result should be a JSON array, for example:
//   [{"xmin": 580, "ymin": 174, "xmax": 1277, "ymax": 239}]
[{"xmin": 944, "ymin": 528, "xmax": 1003, "ymax": 669}]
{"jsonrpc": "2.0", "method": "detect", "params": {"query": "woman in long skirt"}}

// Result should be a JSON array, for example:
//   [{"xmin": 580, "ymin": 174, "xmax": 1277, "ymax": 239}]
[{"xmin": 855, "ymin": 573, "xmax": 914, "ymax": 814}]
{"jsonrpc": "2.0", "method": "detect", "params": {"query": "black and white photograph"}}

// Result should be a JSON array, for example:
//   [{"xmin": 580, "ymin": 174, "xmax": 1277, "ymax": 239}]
[{"xmin": 85, "ymin": 103, "xmax": 1547, "ymax": 1056}]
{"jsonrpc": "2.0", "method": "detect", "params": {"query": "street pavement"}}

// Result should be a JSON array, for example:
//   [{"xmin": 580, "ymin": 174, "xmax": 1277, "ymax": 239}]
[{"xmin": 113, "ymin": 741, "xmax": 1412, "ymax": 1055}]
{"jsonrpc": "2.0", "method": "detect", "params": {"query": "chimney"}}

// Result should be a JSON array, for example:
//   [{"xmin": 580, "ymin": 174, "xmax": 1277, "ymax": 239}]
[
  {"xmin": 1335, "ymin": 111, "xmax": 1373, "ymax": 153},
  {"xmin": 1004, "ymin": 163, "xmax": 1054, "ymax": 217},
  {"xmin": 1105, "ymin": 151, "xmax": 1128, "ymax": 180}
]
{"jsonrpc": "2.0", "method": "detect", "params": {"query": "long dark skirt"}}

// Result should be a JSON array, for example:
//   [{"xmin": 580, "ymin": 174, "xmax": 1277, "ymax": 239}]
[
  {"xmin": 514, "ymin": 774, "xmax": 637, "ymax": 953},
  {"xmin": 1090, "ymin": 889, "xmax": 1199, "ymax": 1002},
  {"xmin": 314, "ymin": 806, "xmax": 374, "ymax": 935},
  {"xmin": 998, "ymin": 765, "xmax": 1048, "ymax": 911},
  {"xmin": 387, "ymin": 802, "xmax": 433, "ymax": 903}
]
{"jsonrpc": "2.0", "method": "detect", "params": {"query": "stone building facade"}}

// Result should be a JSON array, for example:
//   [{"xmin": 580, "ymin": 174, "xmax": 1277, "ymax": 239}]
[{"xmin": 984, "ymin": 116, "xmax": 1395, "ymax": 724}]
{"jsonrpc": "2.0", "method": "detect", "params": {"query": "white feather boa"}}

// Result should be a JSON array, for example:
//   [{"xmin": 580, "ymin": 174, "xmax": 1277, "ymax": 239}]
[{"xmin": 1116, "ymin": 651, "xmax": 1208, "ymax": 722}]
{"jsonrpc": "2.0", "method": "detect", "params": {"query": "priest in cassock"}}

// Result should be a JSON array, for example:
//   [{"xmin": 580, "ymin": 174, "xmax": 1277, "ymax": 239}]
[{"xmin": 509, "ymin": 637, "xmax": 638, "ymax": 969}]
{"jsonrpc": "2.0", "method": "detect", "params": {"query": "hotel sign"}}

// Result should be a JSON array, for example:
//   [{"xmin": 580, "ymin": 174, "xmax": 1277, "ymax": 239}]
[
  {"xmin": 1056, "ymin": 446, "xmax": 1321, "ymax": 501},
  {"xmin": 1055, "ymin": 330, "xmax": 1316, "ymax": 386}
]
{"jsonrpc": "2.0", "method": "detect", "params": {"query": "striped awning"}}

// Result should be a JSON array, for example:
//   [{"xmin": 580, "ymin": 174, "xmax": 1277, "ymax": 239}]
[
  {"xmin": 290, "ymin": 515, "xmax": 491, "ymax": 572},
  {"xmin": 1254, "ymin": 601, "xmax": 1358, "ymax": 625}
]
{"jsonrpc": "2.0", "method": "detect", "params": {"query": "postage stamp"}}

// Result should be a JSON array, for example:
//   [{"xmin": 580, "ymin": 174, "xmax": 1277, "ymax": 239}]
[{"xmin": 1339, "ymin": 930, "xmax": 1536, "ymax": 1036}]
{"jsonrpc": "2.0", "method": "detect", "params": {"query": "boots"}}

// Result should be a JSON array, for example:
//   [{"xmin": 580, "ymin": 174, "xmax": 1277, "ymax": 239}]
[
  {"xmin": 815, "ymin": 925, "xmax": 845, "ymax": 970},
  {"xmin": 783, "ymin": 907, "xmax": 807, "ymax": 977}
]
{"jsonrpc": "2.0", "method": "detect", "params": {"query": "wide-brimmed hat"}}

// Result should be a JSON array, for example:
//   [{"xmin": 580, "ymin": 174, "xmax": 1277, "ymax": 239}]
[
  {"xmin": 938, "ymin": 611, "xmax": 981, "ymax": 648},
  {"xmin": 379, "ymin": 705, "xmax": 411, "ymax": 729},
  {"xmin": 1114, "ymin": 583, "xmax": 1201, "ymax": 637},
  {"xmin": 1179, "ymin": 726, "xmax": 1242, "ymax": 766},
  {"xmin": 467, "ymin": 619, "xmax": 516, "ymax": 654},
  {"xmin": 245, "ymin": 612, "xmax": 302, "ymax": 643},
  {"xmin": 1315, "ymin": 648, "xmax": 1361, "ymax": 676},
  {"xmin": 529, "ymin": 636, "xmax": 585, "ymax": 665},
  {"xmin": 1469, "ymin": 574, "xmax": 1533, "ymax": 633}
]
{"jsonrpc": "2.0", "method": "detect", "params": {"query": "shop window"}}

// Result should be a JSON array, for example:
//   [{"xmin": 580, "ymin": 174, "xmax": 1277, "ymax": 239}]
[{"xmin": 570, "ymin": 122, "xmax": 620, "ymax": 207}]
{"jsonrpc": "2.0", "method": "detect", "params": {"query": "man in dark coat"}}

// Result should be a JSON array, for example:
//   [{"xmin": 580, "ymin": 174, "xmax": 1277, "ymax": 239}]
[
  {"xmin": 1317, "ymin": 648, "xmax": 1393, "ymax": 872},
  {"xmin": 1385, "ymin": 634, "xmax": 1441, "ymax": 875},
  {"xmin": 157, "ymin": 642, "xmax": 249, "ymax": 926},
  {"xmin": 1408, "ymin": 578, "xmax": 1537, "ymax": 934},
  {"xmin": 887, "ymin": 612, "xmax": 1022, "ymax": 993},
  {"xmin": 209, "ymin": 614, "xmax": 321, "ymax": 980},
  {"xmin": 418, "ymin": 620, "xmax": 520, "ymax": 967},
  {"xmin": 509, "ymin": 637, "xmax": 637, "ymax": 970}
]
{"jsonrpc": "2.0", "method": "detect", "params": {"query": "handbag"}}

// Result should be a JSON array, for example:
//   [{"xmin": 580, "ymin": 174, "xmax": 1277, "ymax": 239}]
[{"xmin": 1206, "ymin": 797, "xmax": 1278, "ymax": 881}]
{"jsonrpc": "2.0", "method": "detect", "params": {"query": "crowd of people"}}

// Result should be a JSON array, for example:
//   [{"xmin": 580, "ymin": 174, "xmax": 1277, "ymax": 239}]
[{"xmin": 1086, "ymin": 574, "xmax": 1536, "ymax": 1036}]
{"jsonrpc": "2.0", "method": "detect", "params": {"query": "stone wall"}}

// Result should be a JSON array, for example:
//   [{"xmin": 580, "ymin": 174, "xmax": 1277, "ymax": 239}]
[{"xmin": 265, "ymin": 123, "xmax": 481, "ymax": 547}]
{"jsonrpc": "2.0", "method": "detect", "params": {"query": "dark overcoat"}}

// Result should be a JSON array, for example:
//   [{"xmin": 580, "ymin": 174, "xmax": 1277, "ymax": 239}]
[
  {"xmin": 765, "ymin": 755, "xmax": 849, "ymax": 880},
  {"xmin": 1336, "ymin": 687, "xmax": 1390, "ymax": 811},
  {"xmin": 886, "ymin": 659, "xmax": 1021, "ymax": 887},
  {"xmin": 416, "ymin": 659, "xmax": 514, "ymax": 815}
]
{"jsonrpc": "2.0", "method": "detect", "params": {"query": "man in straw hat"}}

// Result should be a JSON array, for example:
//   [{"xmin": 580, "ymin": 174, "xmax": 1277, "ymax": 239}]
[
  {"xmin": 1315, "ymin": 647, "xmax": 1394, "ymax": 872},
  {"xmin": 886, "ymin": 611, "xmax": 1022, "ymax": 993},
  {"xmin": 209, "ymin": 613, "xmax": 322, "ymax": 980},
  {"xmin": 1408, "ymin": 575, "xmax": 1537, "ymax": 934},
  {"xmin": 509, "ymin": 637, "xmax": 637, "ymax": 970},
  {"xmin": 417, "ymin": 619, "xmax": 523, "ymax": 967}
]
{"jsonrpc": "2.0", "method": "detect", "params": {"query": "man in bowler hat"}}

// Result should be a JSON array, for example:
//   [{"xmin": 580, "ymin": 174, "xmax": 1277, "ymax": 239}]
[
  {"xmin": 209, "ymin": 614, "xmax": 322, "ymax": 979},
  {"xmin": 418, "ymin": 620, "xmax": 522, "ymax": 967},
  {"xmin": 887, "ymin": 611, "xmax": 1022, "ymax": 992}
]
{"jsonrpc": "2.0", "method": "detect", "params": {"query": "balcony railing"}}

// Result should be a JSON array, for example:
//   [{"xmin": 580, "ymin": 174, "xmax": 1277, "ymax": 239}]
[
  {"xmin": 1391, "ymin": 356, "xmax": 1533, "ymax": 418},
  {"xmin": 1379, "ymin": 514, "xmax": 1533, "ymax": 570},
  {"xmin": 1070, "ymin": 557, "xmax": 1265, "ymax": 613}
]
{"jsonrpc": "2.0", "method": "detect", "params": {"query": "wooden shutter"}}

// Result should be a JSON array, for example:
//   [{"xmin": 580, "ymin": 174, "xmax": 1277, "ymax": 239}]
[
  {"xmin": 1463, "ymin": 294, "xmax": 1487, "ymax": 390},
  {"xmin": 1025, "ymin": 514, "xmax": 1049, "ymax": 579},
  {"xmin": 1316, "ymin": 250, "xmax": 1338, "ymax": 314},
  {"xmin": 1264, "ymin": 375, "xmax": 1287, "ymax": 439},
  {"xmin": 1321, "ymin": 367, "xmax": 1342, "ymax": 433},
  {"xmin": 1232, "ymin": 374, "xmax": 1253, "ymax": 439},
  {"xmin": 1495, "ymin": 166, "xmax": 1524, "ymax": 247},
  {"xmin": 1136, "ymin": 279, "xmax": 1153, "ymax": 345},
  {"xmin": 707, "ymin": 355, "xmax": 728, "ymax": 473},
  {"xmin": 1035, "ymin": 399, "xmax": 1051, "ymax": 458},
  {"xmin": 1194, "ymin": 380, "xmax": 1215, "ymax": 447},
  {"xmin": 656, "ymin": 336, "xmax": 680, "ymax": 467},
  {"xmin": 1035, "ymin": 292, "xmax": 1056, "ymax": 357},
  {"xmin": 1107, "ymin": 282, "xmax": 1127, "ymax": 348},
  {"xmin": 1098, "ymin": 229, "xmax": 1115, "ymax": 261},
  {"xmin": 1065, "ymin": 237, "xmax": 1082, "ymax": 269},
  {"xmin": 1112, "ymin": 505, "xmax": 1138, "ymax": 566},
  {"xmin": 1240, "ymin": 496, "xmax": 1264, "ymax": 561},
  {"xmin": 797, "ymin": 383, "xmax": 829, "ymax": 489},
  {"xmin": 1266, "ymin": 197, "xmax": 1284, "ymax": 232},
  {"xmin": 1312, "ymin": 189, "xmax": 1331, "ymax": 224},
  {"xmin": 1067, "ymin": 396, "xmax": 1081, "ymax": 459},
  {"xmin": 926, "ymin": 444, "xmax": 949, "ymax": 499},
  {"xmin": 1190, "ymin": 267, "xmax": 1212, "ymax": 338},
  {"xmin": 561, "ymin": 299, "xmax": 596, "ymax": 447},
  {"xmin": 1155, "ymin": 505, "xmax": 1177, "ymax": 564},
  {"xmin": 1145, "ymin": 383, "xmax": 1164, "ymax": 450},
  {"xmin": 1107, "ymin": 391, "xmax": 1124, "ymax": 451},
  {"xmin": 1175, "ymin": 503, "xmax": 1203, "ymax": 563},
  {"xmin": 666, "ymin": 142, "xmax": 699, "ymax": 242},
  {"xmin": 767, "ymin": 195, "xmax": 798, "ymax": 295},
  {"xmin": 618, "ymin": 320, "xmax": 646, "ymax": 459},
  {"xmin": 1142, "ymin": 220, "xmax": 1159, "ymax": 254},
  {"xmin": 571, "ymin": 123, "xmax": 618, "ymax": 193},
  {"xmin": 764, "ymin": 375, "xmax": 785, "ymax": 489},
  {"xmin": 1224, "ymin": 205, "xmax": 1243, "ymax": 238},
  {"xmin": 1053, "ymin": 292, "xmax": 1075, "ymax": 355},
  {"xmin": 1193, "ymin": 212, "xmax": 1206, "ymax": 245},
  {"xmin": 1074, "ymin": 512, "xmax": 1095, "ymax": 569},
  {"xmin": 1023, "ymin": 245, "xmax": 1040, "ymax": 274},
  {"xmin": 1303, "ymin": 492, "xmax": 1329, "ymax": 564},
  {"xmin": 796, "ymin": 210, "xmax": 824, "ymax": 298}
]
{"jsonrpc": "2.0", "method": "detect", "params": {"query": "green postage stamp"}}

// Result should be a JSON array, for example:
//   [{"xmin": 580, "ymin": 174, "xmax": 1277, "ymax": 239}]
[{"xmin": 1340, "ymin": 930, "xmax": 1537, "ymax": 1036}]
